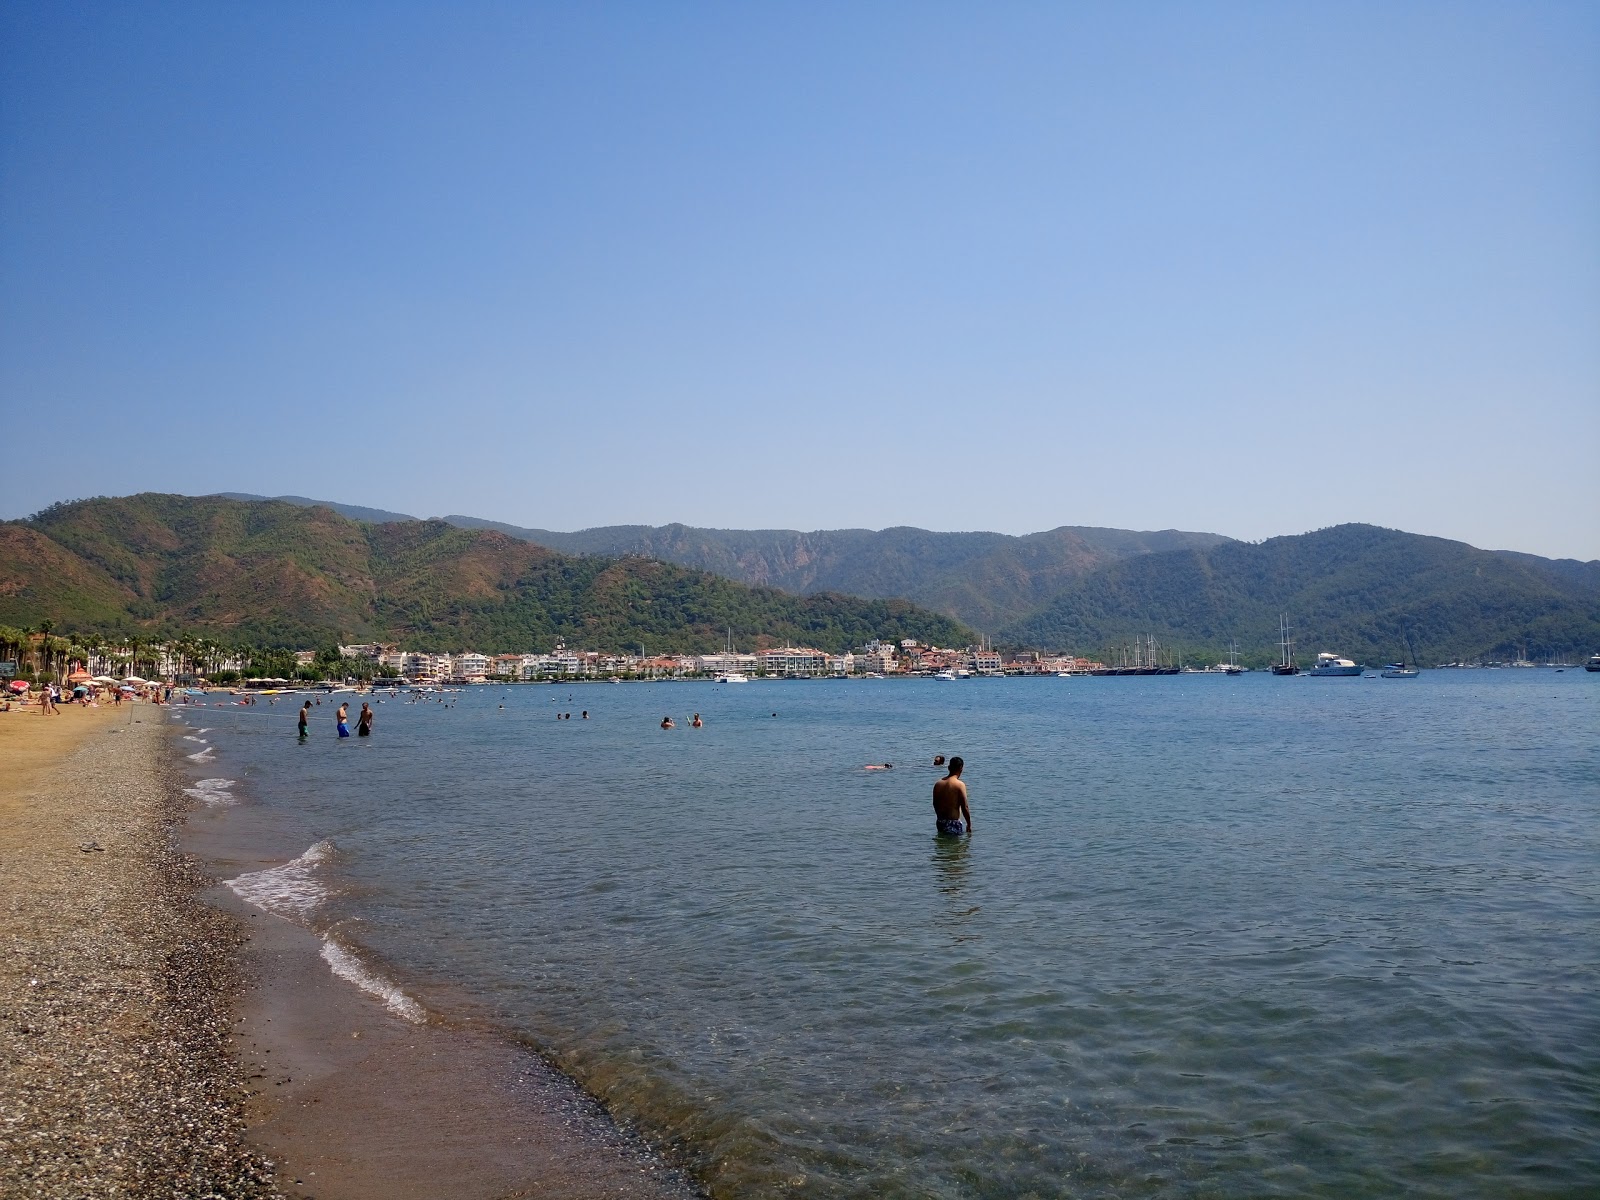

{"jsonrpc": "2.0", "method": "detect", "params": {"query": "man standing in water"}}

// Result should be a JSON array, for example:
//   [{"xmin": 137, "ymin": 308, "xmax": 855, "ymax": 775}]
[
  {"xmin": 297, "ymin": 700, "xmax": 311, "ymax": 740},
  {"xmin": 335, "ymin": 701, "xmax": 350, "ymax": 738},
  {"xmin": 933, "ymin": 757, "xmax": 972, "ymax": 836}
]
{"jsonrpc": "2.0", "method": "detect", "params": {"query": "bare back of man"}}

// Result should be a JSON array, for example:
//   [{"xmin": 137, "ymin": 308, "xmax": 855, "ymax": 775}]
[{"xmin": 932, "ymin": 757, "xmax": 972, "ymax": 836}]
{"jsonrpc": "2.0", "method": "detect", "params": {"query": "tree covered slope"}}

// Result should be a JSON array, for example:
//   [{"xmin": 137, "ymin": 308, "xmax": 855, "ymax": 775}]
[
  {"xmin": 4, "ymin": 495, "xmax": 975, "ymax": 652},
  {"xmin": 998, "ymin": 524, "xmax": 1600, "ymax": 664}
]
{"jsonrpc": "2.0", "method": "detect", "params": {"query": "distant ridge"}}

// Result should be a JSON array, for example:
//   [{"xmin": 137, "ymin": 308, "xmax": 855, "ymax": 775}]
[
  {"xmin": 7, "ymin": 495, "xmax": 974, "ymax": 651},
  {"xmin": 198, "ymin": 493, "xmax": 1599, "ymax": 659},
  {"xmin": 214, "ymin": 492, "xmax": 419, "ymax": 525},
  {"xmin": 998, "ymin": 524, "xmax": 1600, "ymax": 664}
]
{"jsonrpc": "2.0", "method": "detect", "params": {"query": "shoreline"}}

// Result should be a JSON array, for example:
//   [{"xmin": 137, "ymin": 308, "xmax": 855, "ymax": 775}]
[
  {"xmin": 1, "ymin": 704, "xmax": 706, "ymax": 1199},
  {"xmin": 175, "ymin": 711, "xmax": 708, "ymax": 1199},
  {"xmin": 0, "ymin": 704, "xmax": 276, "ymax": 1197}
]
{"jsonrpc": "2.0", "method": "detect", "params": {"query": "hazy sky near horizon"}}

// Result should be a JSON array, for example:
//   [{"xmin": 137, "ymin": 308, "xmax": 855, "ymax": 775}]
[{"xmin": 2, "ymin": 3, "xmax": 1597, "ymax": 558}]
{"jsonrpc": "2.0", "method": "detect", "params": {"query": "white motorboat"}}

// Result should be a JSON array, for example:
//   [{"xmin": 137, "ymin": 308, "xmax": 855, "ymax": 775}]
[
  {"xmin": 933, "ymin": 670, "xmax": 957, "ymax": 681},
  {"xmin": 1587, "ymin": 654, "xmax": 1600, "ymax": 673},
  {"xmin": 1309, "ymin": 652, "xmax": 1362, "ymax": 676}
]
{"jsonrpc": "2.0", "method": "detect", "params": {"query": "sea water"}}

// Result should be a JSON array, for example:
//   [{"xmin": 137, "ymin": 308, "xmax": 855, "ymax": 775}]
[{"xmin": 175, "ymin": 672, "xmax": 1599, "ymax": 1197}]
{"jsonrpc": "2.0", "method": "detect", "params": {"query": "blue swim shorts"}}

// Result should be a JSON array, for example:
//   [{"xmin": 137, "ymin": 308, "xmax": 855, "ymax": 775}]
[{"xmin": 936, "ymin": 818, "xmax": 965, "ymax": 836}]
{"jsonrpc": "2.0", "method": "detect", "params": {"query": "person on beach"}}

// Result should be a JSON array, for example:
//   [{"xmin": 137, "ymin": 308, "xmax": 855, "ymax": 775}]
[
  {"xmin": 336, "ymin": 702, "xmax": 350, "ymax": 738},
  {"xmin": 357, "ymin": 703, "xmax": 373, "ymax": 737},
  {"xmin": 298, "ymin": 700, "xmax": 311, "ymax": 740},
  {"xmin": 661, "ymin": 716, "xmax": 675, "ymax": 729},
  {"xmin": 933, "ymin": 757, "xmax": 972, "ymax": 837}
]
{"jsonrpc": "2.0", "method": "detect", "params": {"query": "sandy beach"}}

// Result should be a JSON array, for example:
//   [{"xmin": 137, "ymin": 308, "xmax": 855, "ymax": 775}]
[
  {"xmin": 1, "ymin": 701, "xmax": 706, "ymax": 1199},
  {"xmin": 0, "ymin": 702, "xmax": 276, "ymax": 1197}
]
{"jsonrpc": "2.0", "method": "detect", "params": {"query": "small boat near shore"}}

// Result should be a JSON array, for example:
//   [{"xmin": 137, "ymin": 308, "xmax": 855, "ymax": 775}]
[
  {"xmin": 1587, "ymin": 654, "xmax": 1600, "ymax": 673},
  {"xmin": 1381, "ymin": 662, "xmax": 1419, "ymax": 678}
]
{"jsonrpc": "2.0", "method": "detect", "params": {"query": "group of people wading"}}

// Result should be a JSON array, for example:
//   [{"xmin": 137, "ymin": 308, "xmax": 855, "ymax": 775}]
[{"xmin": 297, "ymin": 698, "xmax": 373, "ymax": 741}]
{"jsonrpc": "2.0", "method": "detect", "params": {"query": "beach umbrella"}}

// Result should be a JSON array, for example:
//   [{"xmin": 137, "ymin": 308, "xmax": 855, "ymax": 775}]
[
  {"xmin": 73, "ymin": 685, "xmax": 88, "ymax": 694},
  {"xmin": 68, "ymin": 669, "xmax": 93, "ymax": 683},
  {"xmin": 8, "ymin": 680, "xmax": 27, "ymax": 693},
  {"xmin": 123, "ymin": 675, "xmax": 148, "ymax": 685},
  {"xmin": 92, "ymin": 675, "xmax": 118, "ymax": 684}
]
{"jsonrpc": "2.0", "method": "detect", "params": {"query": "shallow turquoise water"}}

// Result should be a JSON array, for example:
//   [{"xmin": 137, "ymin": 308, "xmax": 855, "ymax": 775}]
[{"xmin": 182, "ymin": 672, "xmax": 1599, "ymax": 1197}]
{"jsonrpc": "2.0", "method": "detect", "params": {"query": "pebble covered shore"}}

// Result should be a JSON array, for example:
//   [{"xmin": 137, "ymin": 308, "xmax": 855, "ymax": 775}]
[{"xmin": 0, "ymin": 712, "xmax": 280, "ymax": 1198}]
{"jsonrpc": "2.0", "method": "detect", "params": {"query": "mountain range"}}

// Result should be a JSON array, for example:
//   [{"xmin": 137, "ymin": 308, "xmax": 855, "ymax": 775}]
[
  {"xmin": 2, "ymin": 495, "xmax": 972, "ymax": 653},
  {"xmin": 215, "ymin": 493, "xmax": 1600, "ymax": 662},
  {"xmin": 8, "ymin": 493, "xmax": 1597, "ymax": 663}
]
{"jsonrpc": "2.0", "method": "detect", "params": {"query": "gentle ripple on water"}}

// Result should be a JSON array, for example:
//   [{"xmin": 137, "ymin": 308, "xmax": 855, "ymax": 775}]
[{"xmin": 177, "ymin": 673, "xmax": 1600, "ymax": 1197}]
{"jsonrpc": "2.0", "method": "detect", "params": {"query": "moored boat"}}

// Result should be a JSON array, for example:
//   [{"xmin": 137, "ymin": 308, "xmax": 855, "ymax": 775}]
[
  {"xmin": 1381, "ymin": 662, "xmax": 1419, "ymax": 678},
  {"xmin": 1309, "ymin": 652, "xmax": 1362, "ymax": 677}
]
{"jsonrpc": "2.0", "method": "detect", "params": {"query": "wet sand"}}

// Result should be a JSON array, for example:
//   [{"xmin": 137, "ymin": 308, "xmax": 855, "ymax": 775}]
[
  {"xmin": 182, "ymin": 716, "xmax": 706, "ymax": 1199},
  {"xmin": 2, "ymin": 703, "xmax": 705, "ymax": 1199}
]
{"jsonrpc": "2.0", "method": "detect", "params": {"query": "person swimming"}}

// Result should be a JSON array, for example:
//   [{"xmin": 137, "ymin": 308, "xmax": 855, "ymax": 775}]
[
  {"xmin": 691, "ymin": 713, "xmax": 702, "ymax": 727},
  {"xmin": 864, "ymin": 763, "xmax": 893, "ymax": 770},
  {"xmin": 661, "ymin": 716, "xmax": 675, "ymax": 729}
]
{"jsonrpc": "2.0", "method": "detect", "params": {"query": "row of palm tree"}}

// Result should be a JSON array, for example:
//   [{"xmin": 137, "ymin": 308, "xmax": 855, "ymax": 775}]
[{"xmin": 0, "ymin": 622, "xmax": 283, "ymax": 684}]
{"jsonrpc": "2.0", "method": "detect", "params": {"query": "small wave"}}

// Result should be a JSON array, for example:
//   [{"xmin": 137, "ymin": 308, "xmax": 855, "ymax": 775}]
[
  {"xmin": 197, "ymin": 727, "xmax": 212, "ymax": 733},
  {"xmin": 320, "ymin": 937, "xmax": 426, "ymax": 1023},
  {"xmin": 226, "ymin": 840, "xmax": 336, "ymax": 921},
  {"xmin": 182, "ymin": 735, "xmax": 206, "ymax": 743},
  {"xmin": 186, "ymin": 747, "xmax": 216, "ymax": 762},
  {"xmin": 182, "ymin": 777, "xmax": 237, "ymax": 807}
]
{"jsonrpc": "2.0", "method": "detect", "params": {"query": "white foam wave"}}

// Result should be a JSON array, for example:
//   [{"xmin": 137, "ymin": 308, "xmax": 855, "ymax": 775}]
[
  {"xmin": 226, "ymin": 840, "xmax": 336, "ymax": 921},
  {"xmin": 197, "ymin": 727, "xmax": 212, "ymax": 733},
  {"xmin": 186, "ymin": 747, "xmax": 216, "ymax": 762},
  {"xmin": 182, "ymin": 734, "xmax": 206, "ymax": 742},
  {"xmin": 182, "ymin": 777, "xmax": 237, "ymax": 807},
  {"xmin": 320, "ymin": 938, "xmax": 426, "ymax": 1023}
]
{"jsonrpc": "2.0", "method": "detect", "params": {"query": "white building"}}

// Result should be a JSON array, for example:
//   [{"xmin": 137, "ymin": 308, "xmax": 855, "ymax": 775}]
[
  {"xmin": 832, "ymin": 652, "xmax": 855, "ymax": 677},
  {"xmin": 454, "ymin": 652, "xmax": 490, "ymax": 681},
  {"xmin": 760, "ymin": 647, "xmax": 829, "ymax": 677}
]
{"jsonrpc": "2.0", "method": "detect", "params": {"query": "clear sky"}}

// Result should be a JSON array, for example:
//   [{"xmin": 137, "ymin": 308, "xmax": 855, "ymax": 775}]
[{"xmin": 2, "ymin": 2, "xmax": 1597, "ymax": 558}]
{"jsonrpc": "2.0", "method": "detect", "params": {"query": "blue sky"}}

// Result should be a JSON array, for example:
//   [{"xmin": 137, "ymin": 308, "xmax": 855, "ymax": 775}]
[{"xmin": 2, "ymin": 2, "xmax": 1596, "ymax": 558}]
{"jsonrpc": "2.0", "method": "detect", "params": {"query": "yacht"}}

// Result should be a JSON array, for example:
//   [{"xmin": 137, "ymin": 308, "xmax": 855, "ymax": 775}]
[
  {"xmin": 715, "ymin": 628, "xmax": 749, "ymax": 684},
  {"xmin": 933, "ymin": 670, "xmax": 957, "ymax": 681},
  {"xmin": 1271, "ymin": 615, "xmax": 1300, "ymax": 675},
  {"xmin": 1309, "ymin": 652, "xmax": 1362, "ymax": 677},
  {"xmin": 1586, "ymin": 654, "xmax": 1600, "ymax": 673},
  {"xmin": 1222, "ymin": 640, "xmax": 1244, "ymax": 675},
  {"xmin": 1380, "ymin": 662, "xmax": 1419, "ymax": 679}
]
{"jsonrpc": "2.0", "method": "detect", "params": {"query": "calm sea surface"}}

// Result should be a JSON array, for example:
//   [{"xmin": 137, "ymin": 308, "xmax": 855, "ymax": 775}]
[{"xmin": 177, "ymin": 672, "xmax": 1599, "ymax": 1197}]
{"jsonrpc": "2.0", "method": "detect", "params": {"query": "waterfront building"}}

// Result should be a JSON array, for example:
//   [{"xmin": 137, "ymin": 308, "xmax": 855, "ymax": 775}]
[{"xmin": 760, "ymin": 647, "xmax": 829, "ymax": 677}]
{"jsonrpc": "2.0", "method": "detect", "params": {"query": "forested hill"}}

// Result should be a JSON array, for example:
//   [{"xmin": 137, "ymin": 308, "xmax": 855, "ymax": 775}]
[
  {"xmin": 3, "ymin": 495, "xmax": 974, "ymax": 652},
  {"xmin": 219, "ymin": 494, "xmax": 1230, "ymax": 630},
  {"xmin": 997, "ymin": 524, "xmax": 1600, "ymax": 665}
]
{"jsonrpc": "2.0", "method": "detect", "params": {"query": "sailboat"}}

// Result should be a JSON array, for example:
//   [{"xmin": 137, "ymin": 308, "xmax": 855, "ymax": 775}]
[
  {"xmin": 1271, "ymin": 615, "xmax": 1299, "ymax": 675},
  {"xmin": 1223, "ymin": 640, "xmax": 1244, "ymax": 675},
  {"xmin": 1381, "ymin": 632, "xmax": 1420, "ymax": 678},
  {"xmin": 715, "ymin": 628, "xmax": 749, "ymax": 684}
]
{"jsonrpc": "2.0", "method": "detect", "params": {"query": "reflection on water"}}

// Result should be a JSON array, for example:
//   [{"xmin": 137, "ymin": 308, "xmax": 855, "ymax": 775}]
[{"xmin": 183, "ymin": 673, "xmax": 1600, "ymax": 1198}]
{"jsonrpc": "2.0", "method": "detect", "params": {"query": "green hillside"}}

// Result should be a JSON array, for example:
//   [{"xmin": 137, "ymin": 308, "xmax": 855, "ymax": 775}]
[
  {"xmin": 998, "ymin": 524, "xmax": 1600, "ymax": 665},
  {"xmin": 4, "ymin": 495, "xmax": 975, "ymax": 653},
  {"xmin": 436, "ymin": 517, "xmax": 1232, "ymax": 629},
  {"xmin": 222, "ymin": 493, "xmax": 1232, "ymax": 629}
]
